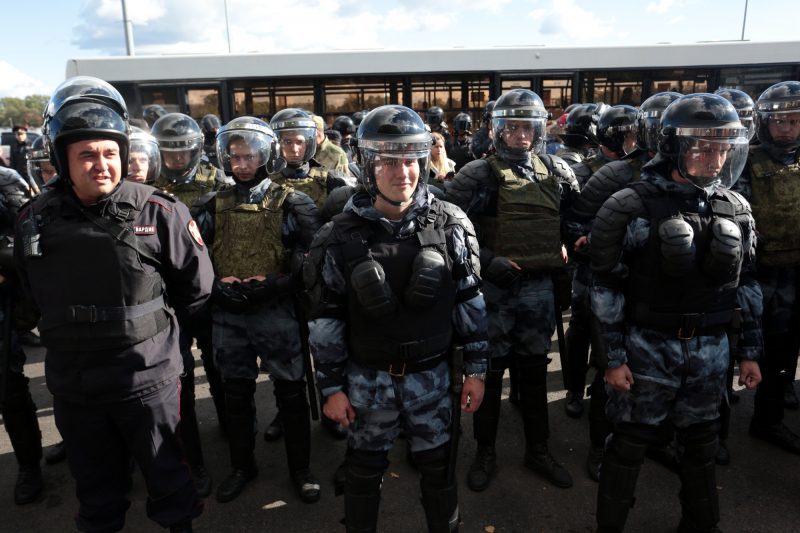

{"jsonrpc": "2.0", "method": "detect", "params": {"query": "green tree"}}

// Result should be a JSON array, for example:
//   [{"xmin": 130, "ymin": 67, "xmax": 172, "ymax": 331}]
[{"xmin": 0, "ymin": 95, "xmax": 49, "ymax": 128}]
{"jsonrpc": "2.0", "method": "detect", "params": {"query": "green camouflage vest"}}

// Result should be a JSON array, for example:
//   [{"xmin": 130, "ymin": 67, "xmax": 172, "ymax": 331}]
[
  {"xmin": 270, "ymin": 166, "xmax": 328, "ymax": 208},
  {"xmin": 479, "ymin": 155, "xmax": 563, "ymax": 271},
  {"xmin": 211, "ymin": 182, "xmax": 291, "ymax": 279},
  {"xmin": 748, "ymin": 146, "xmax": 800, "ymax": 267},
  {"xmin": 156, "ymin": 161, "xmax": 225, "ymax": 208}
]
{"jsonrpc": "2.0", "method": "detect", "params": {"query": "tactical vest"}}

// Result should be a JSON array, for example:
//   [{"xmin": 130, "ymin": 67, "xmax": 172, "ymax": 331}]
[
  {"xmin": 747, "ymin": 146, "xmax": 800, "ymax": 267},
  {"xmin": 333, "ymin": 202, "xmax": 458, "ymax": 371},
  {"xmin": 211, "ymin": 183, "xmax": 289, "ymax": 279},
  {"xmin": 156, "ymin": 162, "xmax": 222, "ymax": 208},
  {"xmin": 24, "ymin": 182, "xmax": 170, "ymax": 351},
  {"xmin": 625, "ymin": 182, "xmax": 749, "ymax": 333},
  {"xmin": 270, "ymin": 166, "xmax": 329, "ymax": 208},
  {"xmin": 478, "ymin": 155, "xmax": 563, "ymax": 271},
  {"xmin": 586, "ymin": 155, "xmax": 606, "ymax": 175}
]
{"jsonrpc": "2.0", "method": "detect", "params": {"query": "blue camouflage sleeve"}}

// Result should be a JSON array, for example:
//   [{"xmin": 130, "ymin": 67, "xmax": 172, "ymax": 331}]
[{"xmin": 734, "ymin": 212, "xmax": 763, "ymax": 361}]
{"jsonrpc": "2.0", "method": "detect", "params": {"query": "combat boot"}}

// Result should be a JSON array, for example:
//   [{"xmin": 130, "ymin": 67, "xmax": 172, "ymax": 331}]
[
  {"xmin": 524, "ymin": 442, "xmax": 573, "ymax": 488},
  {"xmin": 44, "ymin": 440, "xmax": 67, "ymax": 465},
  {"xmin": 276, "ymin": 379, "xmax": 321, "ymax": 503},
  {"xmin": 14, "ymin": 465, "xmax": 43, "ymax": 505},
  {"xmin": 676, "ymin": 428, "xmax": 720, "ymax": 533},
  {"xmin": 749, "ymin": 420, "xmax": 800, "ymax": 455},
  {"xmin": 596, "ymin": 434, "xmax": 646, "ymax": 533},
  {"xmin": 565, "ymin": 390, "xmax": 585, "ymax": 418},
  {"xmin": 783, "ymin": 381, "xmax": 799, "ymax": 410},
  {"xmin": 586, "ymin": 445, "xmax": 604, "ymax": 482},
  {"xmin": 217, "ymin": 379, "xmax": 258, "ymax": 503},
  {"xmin": 345, "ymin": 464, "xmax": 383, "ymax": 533},
  {"xmin": 466, "ymin": 445, "xmax": 496, "ymax": 492}
]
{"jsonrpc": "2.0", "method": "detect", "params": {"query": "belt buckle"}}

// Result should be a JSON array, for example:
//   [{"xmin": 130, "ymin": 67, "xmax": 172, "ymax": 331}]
[
  {"xmin": 678, "ymin": 313, "xmax": 700, "ymax": 340},
  {"xmin": 388, "ymin": 363, "xmax": 406, "ymax": 377},
  {"xmin": 677, "ymin": 327, "xmax": 695, "ymax": 340}
]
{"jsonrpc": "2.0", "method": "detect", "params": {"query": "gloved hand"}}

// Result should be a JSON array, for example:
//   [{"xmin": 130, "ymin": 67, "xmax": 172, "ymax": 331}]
[
  {"xmin": 211, "ymin": 278, "xmax": 249, "ymax": 313},
  {"xmin": 484, "ymin": 256, "xmax": 521, "ymax": 288}
]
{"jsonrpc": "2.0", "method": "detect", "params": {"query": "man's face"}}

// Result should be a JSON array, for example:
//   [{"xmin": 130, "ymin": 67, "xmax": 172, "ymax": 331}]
[
  {"xmin": 280, "ymin": 133, "xmax": 308, "ymax": 164},
  {"xmin": 162, "ymin": 150, "xmax": 192, "ymax": 175},
  {"xmin": 15, "ymin": 130, "xmax": 27, "ymax": 143},
  {"xmin": 767, "ymin": 111, "xmax": 800, "ymax": 147},
  {"xmin": 622, "ymin": 130, "xmax": 637, "ymax": 155},
  {"xmin": 684, "ymin": 139, "xmax": 730, "ymax": 178},
  {"xmin": 501, "ymin": 120, "xmax": 536, "ymax": 151},
  {"xmin": 128, "ymin": 151, "xmax": 150, "ymax": 183},
  {"xmin": 67, "ymin": 139, "xmax": 122, "ymax": 204},
  {"xmin": 40, "ymin": 161, "xmax": 57, "ymax": 183},
  {"xmin": 229, "ymin": 139, "xmax": 259, "ymax": 181},
  {"xmin": 374, "ymin": 155, "xmax": 419, "ymax": 205}
]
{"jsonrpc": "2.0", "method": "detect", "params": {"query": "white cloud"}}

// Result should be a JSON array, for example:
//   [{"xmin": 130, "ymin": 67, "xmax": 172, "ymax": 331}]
[
  {"xmin": 528, "ymin": 0, "xmax": 613, "ymax": 41},
  {"xmin": 647, "ymin": 0, "xmax": 675, "ymax": 14},
  {"xmin": 0, "ymin": 61, "xmax": 51, "ymax": 98}
]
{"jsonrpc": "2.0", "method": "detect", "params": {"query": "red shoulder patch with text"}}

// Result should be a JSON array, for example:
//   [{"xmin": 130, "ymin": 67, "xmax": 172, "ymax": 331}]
[{"xmin": 188, "ymin": 219, "xmax": 204, "ymax": 247}]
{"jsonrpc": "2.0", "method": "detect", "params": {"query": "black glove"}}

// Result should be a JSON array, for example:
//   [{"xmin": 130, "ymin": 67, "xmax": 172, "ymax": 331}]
[
  {"xmin": 240, "ymin": 273, "xmax": 298, "ymax": 304},
  {"xmin": 484, "ymin": 256, "xmax": 521, "ymax": 288},
  {"xmin": 211, "ymin": 279, "xmax": 249, "ymax": 313}
]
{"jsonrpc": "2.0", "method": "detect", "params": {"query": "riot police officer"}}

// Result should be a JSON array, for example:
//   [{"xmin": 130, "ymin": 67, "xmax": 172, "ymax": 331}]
[
  {"xmin": 304, "ymin": 104, "xmax": 488, "ymax": 532},
  {"xmin": 142, "ymin": 104, "xmax": 167, "ymax": 129},
  {"xmin": 734, "ymin": 81, "xmax": 800, "ymax": 454},
  {"xmin": 200, "ymin": 114, "xmax": 223, "ymax": 169},
  {"xmin": 469, "ymin": 100, "xmax": 495, "ymax": 161},
  {"xmin": 333, "ymin": 114, "xmax": 357, "ymax": 162},
  {"xmin": 572, "ymin": 105, "xmax": 637, "ymax": 187},
  {"xmin": 192, "ymin": 116, "xmax": 323, "ymax": 504},
  {"xmin": 590, "ymin": 93, "xmax": 762, "ymax": 533},
  {"xmin": 445, "ymin": 88, "xmax": 582, "ymax": 492},
  {"xmin": 446, "ymin": 112, "xmax": 475, "ymax": 171},
  {"xmin": 556, "ymin": 103, "xmax": 603, "ymax": 167},
  {"xmin": 426, "ymin": 105, "xmax": 450, "ymax": 141},
  {"xmin": 127, "ymin": 126, "xmax": 161, "ymax": 184},
  {"xmin": 26, "ymin": 136, "xmax": 58, "ymax": 192},
  {"xmin": 15, "ymin": 76, "xmax": 212, "ymax": 532},
  {"xmin": 714, "ymin": 88, "xmax": 757, "ymax": 142}
]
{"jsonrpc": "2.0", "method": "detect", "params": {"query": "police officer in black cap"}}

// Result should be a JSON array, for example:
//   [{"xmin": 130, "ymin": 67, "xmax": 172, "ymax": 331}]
[
  {"xmin": 14, "ymin": 76, "xmax": 212, "ymax": 532},
  {"xmin": 446, "ymin": 112, "xmax": 475, "ymax": 172}
]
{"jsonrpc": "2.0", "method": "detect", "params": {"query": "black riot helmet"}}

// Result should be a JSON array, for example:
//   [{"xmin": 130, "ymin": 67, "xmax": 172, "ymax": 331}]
[
  {"xmin": 351, "ymin": 110, "xmax": 368, "ymax": 127},
  {"xmin": 356, "ymin": 105, "xmax": 432, "ymax": 204},
  {"xmin": 216, "ymin": 116, "xmax": 279, "ymax": 186},
  {"xmin": 597, "ymin": 105, "xmax": 638, "ymax": 157},
  {"xmin": 151, "ymin": 113, "xmax": 204, "ymax": 182},
  {"xmin": 491, "ymin": 88, "xmax": 548, "ymax": 160},
  {"xmin": 426, "ymin": 106, "xmax": 445, "ymax": 128},
  {"xmin": 44, "ymin": 75, "xmax": 130, "ymax": 183},
  {"xmin": 658, "ymin": 93, "xmax": 749, "ymax": 190},
  {"xmin": 26, "ymin": 135, "xmax": 58, "ymax": 188},
  {"xmin": 142, "ymin": 104, "xmax": 168, "ymax": 129},
  {"xmin": 636, "ymin": 92, "xmax": 682, "ymax": 153},
  {"xmin": 270, "ymin": 108, "xmax": 317, "ymax": 166},
  {"xmin": 128, "ymin": 126, "xmax": 161, "ymax": 184},
  {"xmin": 333, "ymin": 115, "xmax": 356, "ymax": 137},
  {"xmin": 755, "ymin": 81, "xmax": 800, "ymax": 153},
  {"xmin": 482, "ymin": 100, "xmax": 496, "ymax": 124},
  {"xmin": 200, "ymin": 114, "xmax": 222, "ymax": 143},
  {"xmin": 714, "ymin": 88, "xmax": 756, "ymax": 141},
  {"xmin": 561, "ymin": 103, "xmax": 601, "ymax": 148},
  {"xmin": 452, "ymin": 112, "xmax": 473, "ymax": 135}
]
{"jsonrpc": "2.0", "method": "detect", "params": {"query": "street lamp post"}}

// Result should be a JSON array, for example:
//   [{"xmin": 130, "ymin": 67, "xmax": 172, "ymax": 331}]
[{"xmin": 121, "ymin": 0, "xmax": 135, "ymax": 56}]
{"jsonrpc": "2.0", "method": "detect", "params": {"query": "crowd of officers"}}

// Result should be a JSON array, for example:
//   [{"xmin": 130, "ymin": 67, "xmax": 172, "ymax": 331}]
[{"xmin": 1, "ymin": 73, "xmax": 800, "ymax": 533}]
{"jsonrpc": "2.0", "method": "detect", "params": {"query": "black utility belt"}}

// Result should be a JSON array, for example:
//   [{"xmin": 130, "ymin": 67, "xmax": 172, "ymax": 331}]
[
  {"xmin": 630, "ymin": 307, "xmax": 735, "ymax": 340},
  {"xmin": 353, "ymin": 354, "xmax": 446, "ymax": 377}
]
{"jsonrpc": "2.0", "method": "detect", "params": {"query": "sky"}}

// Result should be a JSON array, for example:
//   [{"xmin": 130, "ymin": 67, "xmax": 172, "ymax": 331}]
[{"xmin": 2, "ymin": 0, "xmax": 799, "ymax": 98}]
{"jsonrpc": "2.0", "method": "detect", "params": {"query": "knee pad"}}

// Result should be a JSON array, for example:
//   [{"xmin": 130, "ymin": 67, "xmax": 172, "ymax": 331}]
[
  {"xmin": 678, "ymin": 421, "xmax": 720, "ymax": 463},
  {"xmin": 413, "ymin": 444, "xmax": 450, "ymax": 489},
  {"xmin": 347, "ymin": 448, "xmax": 390, "ymax": 473},
  {"xmin": 273, "ymin": 379, "xmax": 308, "ymax": 413}
]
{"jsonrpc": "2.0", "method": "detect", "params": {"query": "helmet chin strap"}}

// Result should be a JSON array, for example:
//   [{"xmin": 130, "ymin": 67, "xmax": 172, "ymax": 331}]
[{"xmin": 376, "ymin": 190, "xmax": 405, "ymax": 207}]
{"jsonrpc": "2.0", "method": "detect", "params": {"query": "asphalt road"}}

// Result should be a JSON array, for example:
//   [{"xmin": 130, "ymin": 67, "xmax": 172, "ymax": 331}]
[{"xmin": 2, "ymin": 318, "xmax": 800, "ymax": 532}]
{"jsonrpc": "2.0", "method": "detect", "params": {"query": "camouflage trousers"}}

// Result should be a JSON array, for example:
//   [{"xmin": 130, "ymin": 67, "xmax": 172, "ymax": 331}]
[
  {"xmin": 347, "ymin": 360, "xmax": 453, "ymax": 453},
  {"xmin": 606, "ymin": 325, "xmax": 728, "ymax": 429},
  {"xmin": 212, "ymin": 297, "xmax": 304, "ymax": 382},
  {"xmin": 483, "ymin": 275, "xmax": 556, "ymax": 364}
]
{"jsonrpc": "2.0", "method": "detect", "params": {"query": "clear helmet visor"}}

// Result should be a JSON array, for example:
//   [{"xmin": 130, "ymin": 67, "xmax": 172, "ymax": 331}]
[
  {"xmin": 216, "ymin": 130, "xmax": 273, "ymax": 180},
  {"xmin": 159, "ymin": 137, "xmax": 203, "ymax": 181},
  {"xmin": 128, "ymin": 140, "xmax": 160, "ymax": 184},
  {"xmin": 491, "ymin": 117, "xmax": 546, "ymax": 160},
  {"xmin": 759, "ymin": 110, "xmax": 800, "ymax": 151},
  {"xmin": 277, "ymin": 127, "xmax": 317, "ymax": 165},
  {"xmin": 361, "ymin": 149, "xmax": 431, "ymax": 197},
  {"xmin": 677, "ymin": 136, "xmax": 749, "ymax": 190},
  {"xmin": 27, "ymin": 156, "xmax": 58, "ymax": 188}
]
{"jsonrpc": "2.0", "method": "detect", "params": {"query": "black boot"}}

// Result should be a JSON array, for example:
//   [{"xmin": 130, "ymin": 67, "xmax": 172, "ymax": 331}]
[
  {"xmin": 14, "ymin": 465, "xmax": 43, "ymax": 505},
  {"xmin": 466, "ymin": 444, "xmax": 496, "ymax": 492},
  {"xmin": 519, "ymin": 362, "xmax": 572, "ymax": 488},
  {"xmin": 676, "ymin": 429, "xmax": 720, "ymax": 533},
  {"xmin": 275, "ymin": 379, "xmax": 320, "ymax": 503},
  {"xmin": 345, "ymin": 463, "xmax": 383, "ymax": 533},
  {"xmin": 417, "ymin": 450, "xmax": 459, "ymax": 533},
  {"xmin": 45, "ymin": 440, "xmax": 67, "ymax": 465},
  {"xmin": 596, "ymin": 433, "xmax": 647, "ymax": 533},
  {"xmin": 3, "ymin": 374, "xmax": 43, "ymax": 505},
  {"xmin": 216, "ymin": 379, "xmax": 258, "ymax": 503},
  {"xmin": 467, "ymin": 368, "xmax": 503, "ymax": 492},
  {"xmin": 564, "ymin": 323, "xmax": 591, "ymax": 418}
]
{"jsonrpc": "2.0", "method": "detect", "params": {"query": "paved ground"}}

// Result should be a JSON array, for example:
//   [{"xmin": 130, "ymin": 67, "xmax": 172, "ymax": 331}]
[{"xmin": 2, "ymin": 317, "xmax": 800, "ymax": 532}]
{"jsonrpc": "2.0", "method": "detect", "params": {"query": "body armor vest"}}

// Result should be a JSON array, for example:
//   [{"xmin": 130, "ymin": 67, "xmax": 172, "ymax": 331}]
[
  {"xmin": 211, "ymin": 183, "xmax": 290, "ymax": 279},
  {"xmin": 625, "ymin": 182, "xmax": 748, "ymax": 332},
  {"xmin": 334, "ymin": 202, "xmax": 457, "ymax": 369},
  {"xmin": 156, "ymin": 162, "xmax": 222, "ymax": 208},
  {"xmin": 478, "ymin": 155, "xmax": 563, "ymax": 271},
  {"xmin": 747, "ymin": 146, "xmax": 800, "ymax": 267},
  {"xmin": 270, "ymin": 165, "xmax": 329, "ymax": 208},
  {"xmin": 24, "ymin": 182, "xmax": 169, "ymax": 351}
]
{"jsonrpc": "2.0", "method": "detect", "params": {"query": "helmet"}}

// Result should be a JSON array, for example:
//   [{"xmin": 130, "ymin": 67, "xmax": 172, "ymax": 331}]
[
  {"xmin": 755, "ymin": 81, "xmax": 800, "ymax": 152},
  {"xmin": 561, "ymin": 103, "xmax": 601, "ymax": 148},
  {"xmin": 636, "ymin": 92, "xmax": 682, "ymax": 152},
  {"xmin": 128, "ymin": 126, "xmax": 161, "ymax": 184},
  {"xmin": 356, "ymin": 105, "xmax": 432, "ymax": 202},
  {"xmin": 151, "ymin": 113, "xmax": 204, "ymax": 182},
  {"xmin": 351, "ymin": 110, "xmax": 368, "ymax": 127},
  {"xmin": 714, "ymin": 88, "xmax": 756, "ymax": 141},
  {"xmin": 426, "ymin": 106, "xmax": 445, "ymax": 127},
  {"xmin": 44, "ymin": 75, "xmax": 130, "ymax": 183},
  {"xmin": 216, "ymin": 116, "xmax": 278, "ymax": 185},
  {"xmin": 142, "ymin": 104, "xmax": 168, "ymax": 128},
  {"xmin": 658, "ymin": 93, "xmax": 749, "ymax": 190},
  {"xmin": 452, "ymin": 112, "xmax": 473, "ymax": 135},
  {"xmin": 597, "ymin": 105, "xmax": 638, "ymax": 156},
  {"xmin": 270, "ymin": 108, "xmax": 317, "ymax": 166},
  {"xmin": 200, "ymin": 114, "xmax": 222, "ymax": 145},
  {"xmin": 491, "ymin": 89, "xmax": 547, "ymax": 160},
  {"xmin": 26, "ymin": 135, "xmax": 57, "ymax": 188},
  {"xmin": 482, "ymin": 100, "xmax": 496, "ymax": 123},
  {"xmin": 332, "ymin": 115, "xmax": 356, "ymax": 136}
]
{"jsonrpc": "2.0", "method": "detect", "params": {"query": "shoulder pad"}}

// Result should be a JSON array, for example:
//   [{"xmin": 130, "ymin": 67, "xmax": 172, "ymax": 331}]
[
  {"xmin": 444, "ymin": 158, "xmax": 494, "ymax": 210},
  {"xmin": 558, "ymin": 150, "xmax": 582, "ymax": 166},
  {"xmin": 571, "ymin": 161, "xmax": 593, "ymax": 181},
  {"xmin": 287, "ymin": 190, "xmax": 323, "ymax": 237},
  {"xmin": 286, "ymin": 190, "xmax": 318, "ymax": 211},
  {"xmin": 573, "ymin": 160, "xmax": 635, "ymax": 221},
  {"xmin": 590, "ymin": 186, "xmax": 646, "ymax": 274},
  {"xmin": 718, "ymin": 189, "xmax": 752, "ymax": 216},
  {"xmin": 434, "ymin": 199, "xmax": 481, "ymax": 275},
  {"xmin": 326, "ymin": 171, "xmax": 348, "ymax": 190},
  {"xmin": 151, "ymin": 188, "xmax": 178, "ymax": 204},
  {"xmin": 321, "ymin": 185, "xmax": 357, "ymax": 221},
  {"xmin": 538, "ymin": 154, "xmax": 577, "ymax": 184}
]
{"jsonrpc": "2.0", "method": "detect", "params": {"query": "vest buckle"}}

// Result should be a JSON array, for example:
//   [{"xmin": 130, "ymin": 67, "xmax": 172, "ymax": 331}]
[{"xmin": 388, "ymin": 363, "xmax": 406, "ymax": 377}]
